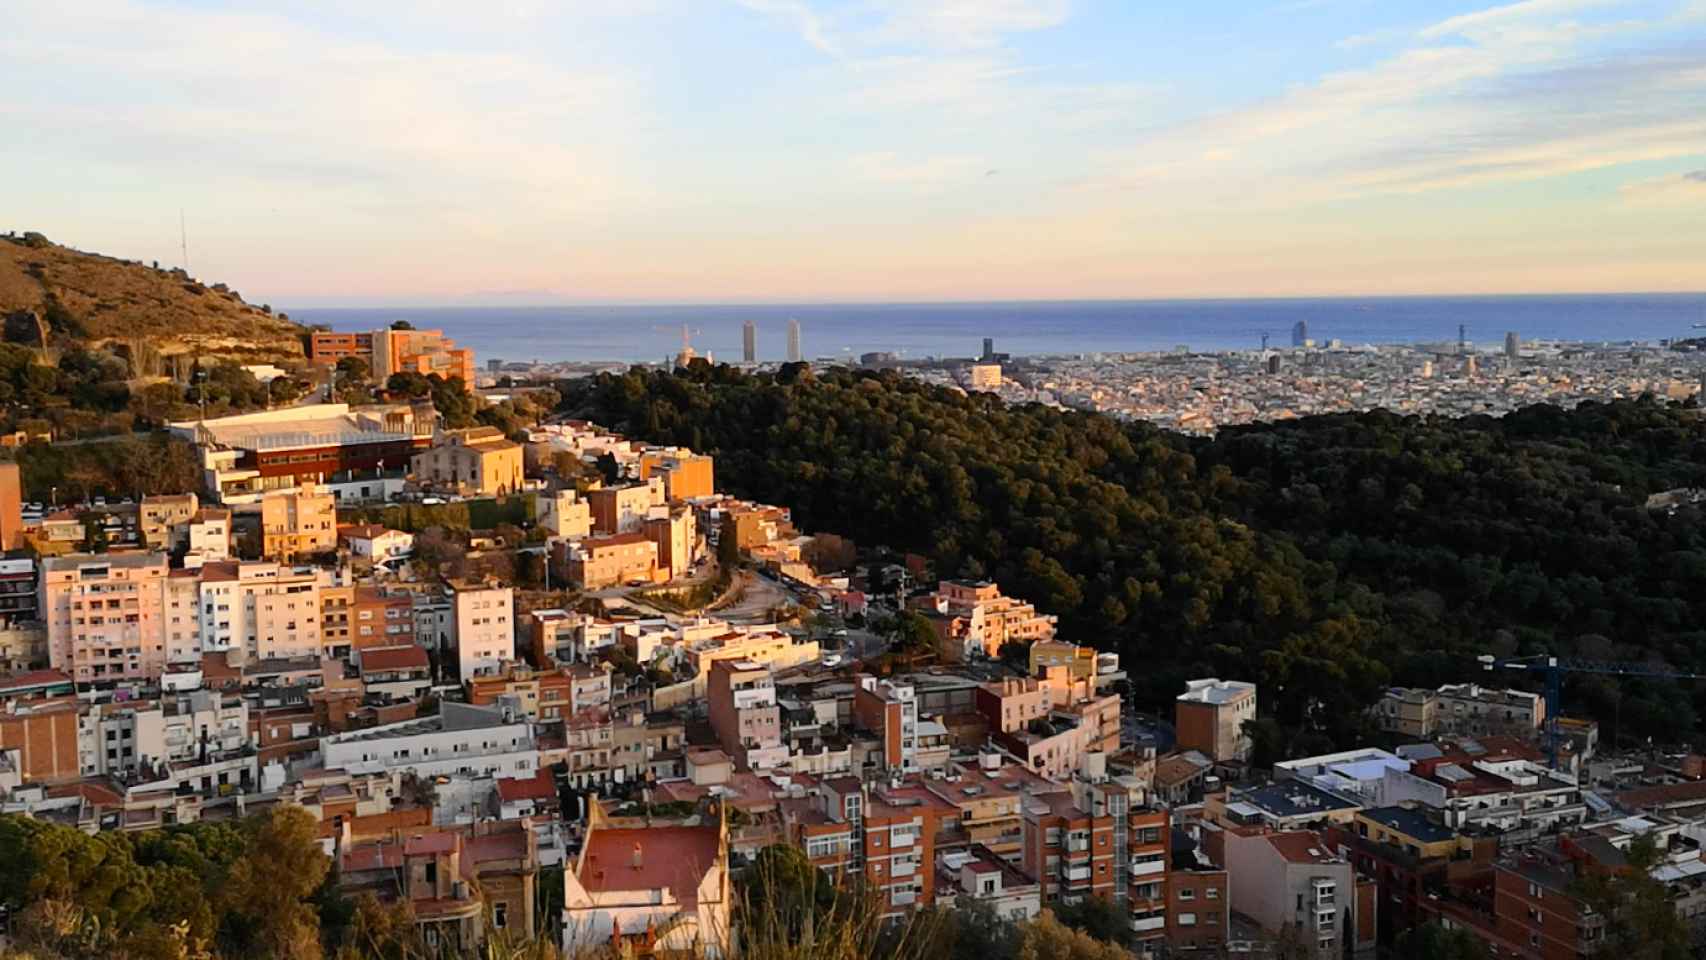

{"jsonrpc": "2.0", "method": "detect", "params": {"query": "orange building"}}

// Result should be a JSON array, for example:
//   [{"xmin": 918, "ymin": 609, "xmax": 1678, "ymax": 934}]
[
  {"xmin": 0, "ymin": 461, "xmax": 24, "ymax": 551},
  {"xmin": 309, "ymin": 328, "xmax": 475, "ymax": 387},
  {"xmin": 565, "ymin": 533, "xmax": 660, "ymax": 590},
  {"xmin": 351, "ymin": 586, "xmax": 416, "ymax": 652},
  {"xmin": 0, "ymin": 695, "xmax": 82, "ymax": 784},
  {"xmin": 639, "ymin": 450, "xmax": 715, "ymax": 502},
  {"xmin": 260, "ymin": 482, "xmax": 337, "ymax": 562},
  {"xmin": 863, "ymin": 782, "xmax": 956, "ymax": 917}
]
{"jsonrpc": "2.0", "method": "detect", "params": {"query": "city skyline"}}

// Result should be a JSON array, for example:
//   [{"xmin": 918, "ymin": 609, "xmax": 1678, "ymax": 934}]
[{"xmin": 5, "ymin": 0, "xmax": 1705, "ymax": 306}]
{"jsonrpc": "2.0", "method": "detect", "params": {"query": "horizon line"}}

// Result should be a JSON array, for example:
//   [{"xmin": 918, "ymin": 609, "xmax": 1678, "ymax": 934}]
[{"xmin": 282, "ymin": 290, "xmax": 1706, "ymax": 313}]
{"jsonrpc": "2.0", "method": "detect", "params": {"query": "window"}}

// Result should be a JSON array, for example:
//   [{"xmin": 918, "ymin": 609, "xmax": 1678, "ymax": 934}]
[
  {"xmin": 1206, "ymin": 887, "xmax": 1220, "ymax": 900},
  {"xmin": 1178, "ymin": 913, "xmax": 1197, "ymax": 926},
  {"xmin": 1179, "ymin": 888, "xmax": 1195, "ymax": 901},
  {"xmin": 493, "ymin": 903, "xmax": 508, "ymax": 929}
]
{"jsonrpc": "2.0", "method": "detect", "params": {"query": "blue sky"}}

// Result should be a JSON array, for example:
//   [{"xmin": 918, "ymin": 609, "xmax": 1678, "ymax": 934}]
[{"xmin": 4, "ymin": 0, "xmax": 1704, "ymax": 304}]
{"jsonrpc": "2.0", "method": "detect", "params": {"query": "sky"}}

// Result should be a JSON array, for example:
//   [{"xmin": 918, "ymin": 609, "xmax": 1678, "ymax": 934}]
[{"xmin": 4, "ymin": 0, "xmax": 1705, "ymax": 305}]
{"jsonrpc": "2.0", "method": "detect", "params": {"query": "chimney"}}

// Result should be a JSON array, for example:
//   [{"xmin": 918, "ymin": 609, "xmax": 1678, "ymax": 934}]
[{"xmin": 632, "ymin": 842, "xmax": 644, "ymax": 870}]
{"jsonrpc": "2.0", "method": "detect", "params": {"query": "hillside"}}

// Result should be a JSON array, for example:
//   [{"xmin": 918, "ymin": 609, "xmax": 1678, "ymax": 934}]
[
  {"xmin": 0, "ymin": 231, "xmax": 306, "ymax": 365},
  {"xmin": 559, "ymin": 364, "xmax": 1706, "ymax": 755}
]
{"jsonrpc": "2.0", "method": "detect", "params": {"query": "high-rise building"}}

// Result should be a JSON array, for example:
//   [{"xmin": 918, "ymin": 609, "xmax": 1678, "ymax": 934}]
[
  {"xmin": 1267, "ymin": 354, "xmax": 1282, "ymax": 375},
  {"xmin": 743, "ymin": 320, "xmax": 756, "ymax": 364},
  {"xmin": 1505, "ymin": 331, "xmax": 1519, "ymax": 361},
  {"xmin": 786, "ymin": 318, "xmax": 802, "ymax": 363},
  {"xmin": 1291, "ymin": 320, "xmax": 1308, "ymax": 347},
  {"xmin": 982, "ymin": 337, "xmax": 995, "ymax": 360}
]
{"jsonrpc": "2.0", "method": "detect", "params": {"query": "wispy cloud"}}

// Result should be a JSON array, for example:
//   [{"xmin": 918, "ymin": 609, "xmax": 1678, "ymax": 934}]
[
  {"xmin": 1621, "ymin": 167, "xmax": 1706, "ymax": 204},
  {"xmin": 1091, "ymin": 0, "xmax": 1706, "ymax": 208}
]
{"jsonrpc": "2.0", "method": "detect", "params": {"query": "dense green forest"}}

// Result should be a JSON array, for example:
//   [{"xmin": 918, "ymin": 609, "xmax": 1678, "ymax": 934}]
[{"xmin": 557, "ymin": 364, "xmax": 1706, "ymax": 751}]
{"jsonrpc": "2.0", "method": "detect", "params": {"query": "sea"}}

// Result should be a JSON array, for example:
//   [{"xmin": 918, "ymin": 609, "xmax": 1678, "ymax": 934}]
[{"xmin": 289, "ymin": 294, "xmax": 1706, "ymax": 365}]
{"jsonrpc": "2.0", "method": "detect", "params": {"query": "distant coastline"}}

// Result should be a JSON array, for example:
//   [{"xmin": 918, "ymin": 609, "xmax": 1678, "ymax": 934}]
[{"xmin": 290, "ymin": 292, "xmax": 1706, "ymax": 367}]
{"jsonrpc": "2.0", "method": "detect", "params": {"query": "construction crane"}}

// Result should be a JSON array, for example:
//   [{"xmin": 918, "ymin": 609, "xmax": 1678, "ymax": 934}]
[{"xmin": 1477, "ymin": 654, "xmax": 1706, "ymax": 768}]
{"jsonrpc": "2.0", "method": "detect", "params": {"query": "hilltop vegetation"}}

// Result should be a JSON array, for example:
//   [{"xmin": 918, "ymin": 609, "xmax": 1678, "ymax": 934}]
[
  {"xmin": 0, "ymin": 232, "xmax": 305, "ymax": 364},
  {"xmin": 560, "ymin": 364, "xmax": 1706, "ymax": 752}
]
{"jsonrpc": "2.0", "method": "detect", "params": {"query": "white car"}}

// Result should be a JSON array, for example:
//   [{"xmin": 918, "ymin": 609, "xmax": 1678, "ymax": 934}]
[{"xmin": 820, "ymin": 654, "xmax": 845, "ymax": 668}]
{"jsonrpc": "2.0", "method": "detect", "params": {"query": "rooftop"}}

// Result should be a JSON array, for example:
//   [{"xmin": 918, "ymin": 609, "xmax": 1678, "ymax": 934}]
[
  {"xmin": 1360, "ymin": 805, "xmax": 1457, "ymax": 845},
  {"xmin": 579, "ymin": 825, "xmax": 722, "ymax": 907},
  {"xmin": 1266, "ymin": 830, "xmax": 1345, "ymax": 865},
  {"xmin": 1241, "ymin": 781, "xmax": 1360, "ymax": 819},
  {"xmin": 1178, "ymin": 678, "xmax": 1256, "ymax": 705}
]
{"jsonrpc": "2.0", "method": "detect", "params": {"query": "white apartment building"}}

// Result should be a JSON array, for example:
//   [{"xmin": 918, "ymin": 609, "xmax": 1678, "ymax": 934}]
[
  {"xmin": 320, "ymin": 701, "xmax": 536, "ymax": 779},
  {"xmin": 196, "ymin": 562, "xmax": 331, "ymax": 663},
  {"xmin": 451, "ymin": 581, "xmax": 514, "ymax": 680}
]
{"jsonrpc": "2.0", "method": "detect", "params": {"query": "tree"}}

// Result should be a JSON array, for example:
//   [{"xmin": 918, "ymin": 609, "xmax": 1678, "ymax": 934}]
[
  {"xmin": 220, "ymin": 807, "xmax": 329, "ymax": 960},
  {"xmin": 1574, "ymin": 834, "xmax": 1691, "ymax": 960},
  {"xmin": 997, "ymin": 640, "xmax": 1030, "ymax": 670},
  {"xmin": 389, "ymin": 320, "xmax": 414, "ymax": 331},
  {"xmin": 1393, "ymin": 922, "xmax": 1485, "ymax": 960},
  {"xmin": 334, "ymin": 355, "xmax": 369, "ymax": 382},
  {"xmin": 385, "ymin": 372, "xmax": 432, "ymax": 399},
  {"xmin": 1052, "ymin": 896, "xmax": 1129, "ymax": 947},
  {"xmin": 889, "ymin": 610, "xmax": 939, "ymax": 655},
  {"xmin": 1013, "ymin": 909, "xmax": 1129, "ymax": 960}
]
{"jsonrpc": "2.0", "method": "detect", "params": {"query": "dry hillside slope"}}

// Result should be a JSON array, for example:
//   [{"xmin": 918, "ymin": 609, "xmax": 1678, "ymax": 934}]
[{"xmin": 0, "ymin": 232, "xmax": 307, "ymax": 365}]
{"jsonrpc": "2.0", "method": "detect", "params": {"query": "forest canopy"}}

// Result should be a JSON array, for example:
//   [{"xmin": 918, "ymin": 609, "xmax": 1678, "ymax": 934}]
[{"xmin": 557, "ymin": 364, "xmax": 1706, "ymax": 750}]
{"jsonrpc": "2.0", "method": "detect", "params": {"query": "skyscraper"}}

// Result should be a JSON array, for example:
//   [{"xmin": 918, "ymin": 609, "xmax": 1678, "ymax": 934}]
[
  {"xmin": 743, "ymin": 320, "xmax": 756, "ymax": 364},
  {"xmin": 786, "ymin": 319, "xmax": 802, "ymax": 363},
  {"xmin": 1505, "ymin": 331, "xmax": 1519, "ymax": 362},
  {"xmin": 982, "ymin": 337, "xmax": 995, "ymax": 360},
  {"xmin": 1291, "ymin": 320, "xmax": 1308, "ymax": 347}
]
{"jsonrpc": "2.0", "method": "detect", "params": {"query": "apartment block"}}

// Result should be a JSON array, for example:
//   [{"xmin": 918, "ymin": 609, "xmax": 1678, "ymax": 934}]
[
  {"xmin": 644, "ymin": 505, "xmax": 697, "ymax": 581},
  {"xmin": 1167, "ymin": 868, "xmax": 1231, "ymax": 954},
  {"xmin": 564, "ymin": 533, "xmax": 659, "ymax": 590},
  {"xmin": 450, "ymin": 580, "xmax": 514, "ymax": 680},
  {"xmin": 260, "ymin": 482, "xmax": 337, "ymax": 561},
  {"xmin": 197, "ymin": 561, "xmax": 328, "ymax": 663},
  {"xmin": 187, "ymin": 508, "xmax": 232, "ymax": 562},
  {"xmin": 707, "ymin": 659, "xmax": 786, "ymax": 770},
  {"xmin": 1223, "ymin": 830, "xmax": 1376, "ymax": 958},
  {"xmin": 1373, "ymin": 687, "xmax": 1436, "ymax": 738},
  {"xmin": 1175, "ymin": 678, "xmax": 1257, "ymax": 763},
  {"xmin": 351, "ymin": 585, "xmax": 416, "ymax": 652},
  {"xmin": 412, "ymin": 427, "xmax": 524, "ymax": 497},
  {"xmin": 587, "ymin": 480, "xmax": 664, "ymax": 535},
  {"xmin": 320, "ymin": 701, "xmax": 535, "ymax": 779},
  {"xmin": 1435, "ymin": 683, "xmax": 1545, "ymax": 737},
  {"xmin": 535, "ymin": 489, "xmax": 593, "ymax": 539},
  {"xmin": 139, "ymin": 492, "xmax": 198, "ymax": 550},
  {"xmin": 854, "ymin": 676, "xmax": 921, "ymax": 774},
  {"xmin": 41, "ymin": 553, "xmax": 170, "ymax": 685},
  {"xmin": 864, "ymin": 782, "xmax": 956, "ymax": 917},
  {"xmin": 371, "ymin": 327, "xmax": 476, "ymax": 385},
  {"xmin": 918, "ymin": 580, "xmax": 1057, "ymax": 661},
  {"xmin": 638, "ymin": 450, "xmax": 715, "ymax": 502}
]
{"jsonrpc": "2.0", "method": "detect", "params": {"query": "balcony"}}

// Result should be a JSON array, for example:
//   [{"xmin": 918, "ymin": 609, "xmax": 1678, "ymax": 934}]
[
  {"xmin": 891, "ymin": 859, "xmax": 917, "ymax": 878},
  {"xmin": 1131, "ymin": 916, "xmax": 1166, "ymax": 934},
  {"xmin": 891, "ymin": 890, "xmax": 918, "ymax": 907},
  {"xmin": 889, "ymin": 831, "xmax": 916, "ymax": 849},
  {"xmin": 1061, "ymin": 863, "xmax": 1092, "ymax": 883},
  {"xmin": 1066, "ymin": 835, "xmax": 1090, "ymax": 853},
  {"xmin": 1130, "ymin": 857, "xmax": 1165, "ymax": 878}
]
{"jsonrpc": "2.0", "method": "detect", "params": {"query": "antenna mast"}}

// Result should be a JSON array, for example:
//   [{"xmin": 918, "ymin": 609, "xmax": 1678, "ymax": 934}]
[{"xmin": 180, "ymin": 209, "xmax": 190, "ymax": 275}]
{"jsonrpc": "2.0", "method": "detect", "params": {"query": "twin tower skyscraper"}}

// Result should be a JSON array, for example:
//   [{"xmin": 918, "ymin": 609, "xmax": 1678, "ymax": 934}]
[{"xmin": 743, "ymin": 319, "xmax": 802, "ymax": 363}]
